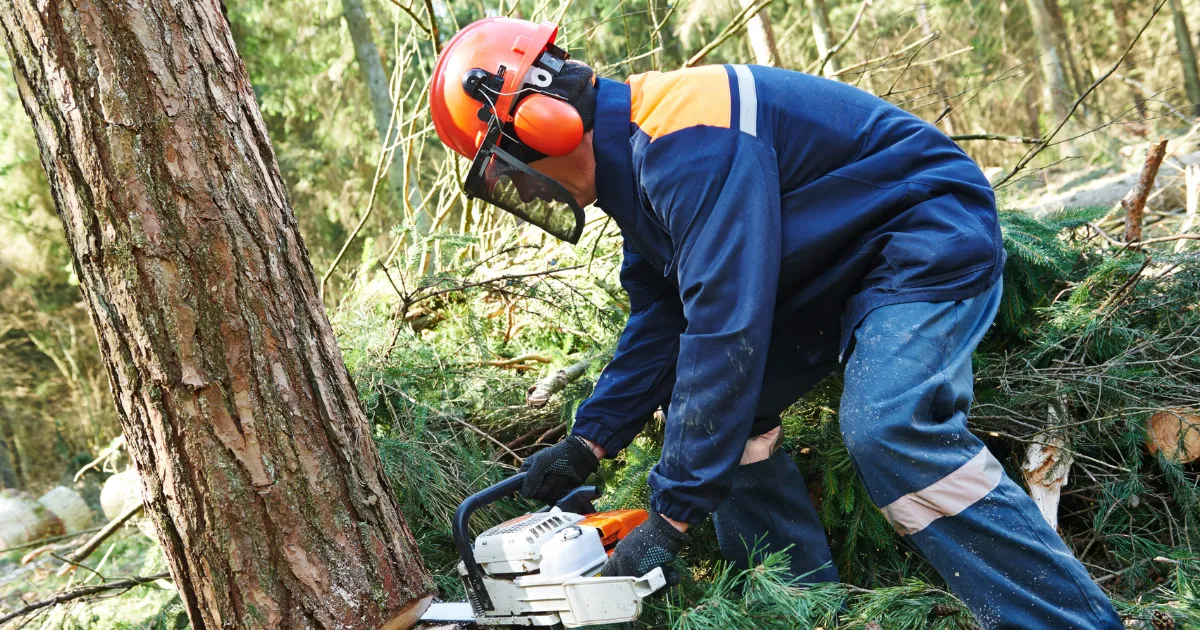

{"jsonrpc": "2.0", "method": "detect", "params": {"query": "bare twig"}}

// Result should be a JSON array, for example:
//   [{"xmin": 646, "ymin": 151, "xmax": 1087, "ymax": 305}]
[
  {"xmin": 685, "ymin": 0, "xmax": 774, "ymax": 67},
  {"xmin": 1123, "ymin": 139, "xmax": 1170, "ymax": 244},
  {"xmin": 0, "ymin": 526, "xmax": 105, "ymax": 555},
  {"xmin": 812, "ymin": 0, "xmax": 872, "ymax": 76},
  {"xmin": 422, "ymin": 0, "xmax": 441, "ymax": 54},
  {"xmin": 950, "ymin": 133, "xmax": 1041, "ymax": 144},
  {"xmin": 830, "ymin": 33, "xmax": 936, "ymax": 78},
  {"xmin": 73, "ymin": 435, "xmax": 126, "ymax": 482},
  {"xmin": 386, "ymin": 0, "xmax": 431, "ymax": 37},
  {"xmin": 0, "ymin": 573, "xmax": 171, "ymax": 625},
  {"xmin": 410, "ymin": 265, "xmax": 585, "ymax": 309}
]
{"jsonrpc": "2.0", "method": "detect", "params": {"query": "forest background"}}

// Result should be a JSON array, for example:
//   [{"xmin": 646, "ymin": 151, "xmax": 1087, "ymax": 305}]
[{"xmin": 1, "ymin": 0, "xmax": 1199, "ymax": 628}]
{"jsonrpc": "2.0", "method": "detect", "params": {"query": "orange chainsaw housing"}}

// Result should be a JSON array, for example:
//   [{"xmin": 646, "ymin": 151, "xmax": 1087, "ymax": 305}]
[{"xmin": 578, "ymin": 509, "xmax": 649, "ymax": 549}]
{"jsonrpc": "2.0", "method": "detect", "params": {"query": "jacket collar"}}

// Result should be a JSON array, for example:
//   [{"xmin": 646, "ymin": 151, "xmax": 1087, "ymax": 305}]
[{"xmin": 592, "ymin": 78, "xmax": 637, "ymax": 226}]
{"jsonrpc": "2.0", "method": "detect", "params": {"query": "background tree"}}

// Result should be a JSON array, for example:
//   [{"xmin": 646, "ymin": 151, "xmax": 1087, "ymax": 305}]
[
  {"xmin": 1168, "ymin": 0, "xmax": 1200, "ymax": 117},
  {"xmin": 0, "ymin": 0, "xmax": 432, "ymax": 628}
]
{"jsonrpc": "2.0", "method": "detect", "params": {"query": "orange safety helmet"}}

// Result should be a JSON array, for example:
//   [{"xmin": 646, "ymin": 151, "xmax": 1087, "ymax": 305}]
[
  {"xmin": 431, "ymin": 18, "xmax": 584, "ymax": 160},
  {"xmin": 429, "ymin": 18, "xmax": 588, "ymax": 243}
]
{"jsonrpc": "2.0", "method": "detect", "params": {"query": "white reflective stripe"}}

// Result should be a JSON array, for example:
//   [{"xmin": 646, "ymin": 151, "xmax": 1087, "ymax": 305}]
[
  {"xmin": 879, "ymin": 448, "xmax": 1003, "ymax": 536},
  {"xmin": 731, "ymin": 65, "xmax": 757, "ymax": 137}
]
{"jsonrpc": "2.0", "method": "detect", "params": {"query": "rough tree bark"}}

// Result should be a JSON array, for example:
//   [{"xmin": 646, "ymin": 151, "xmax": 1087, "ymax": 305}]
[
  {"xmin": 1168, "ymin": 0, "xmax": 1200, "ymax": 117},
  {"xmin": 0, "ymin": 1, "xmax": 433, "ymax": 628}
]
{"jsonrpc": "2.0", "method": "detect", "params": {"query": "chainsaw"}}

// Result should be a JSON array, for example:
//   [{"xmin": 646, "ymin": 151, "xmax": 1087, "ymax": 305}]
[{"xmin": 419, "ymin": 472, "xmax": 667, "ymax": 627}]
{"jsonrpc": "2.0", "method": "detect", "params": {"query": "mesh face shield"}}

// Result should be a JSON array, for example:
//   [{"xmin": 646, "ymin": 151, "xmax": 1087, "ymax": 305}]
[{"xmin": 464, "ymin": 122, "xmax": 585, "ymax": 244}]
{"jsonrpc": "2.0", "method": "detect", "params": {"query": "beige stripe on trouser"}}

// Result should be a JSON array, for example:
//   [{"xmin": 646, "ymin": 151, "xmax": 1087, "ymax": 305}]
[{"xmin": 880, "ymin": 448, "xmax": 1004, "ymax": 536}]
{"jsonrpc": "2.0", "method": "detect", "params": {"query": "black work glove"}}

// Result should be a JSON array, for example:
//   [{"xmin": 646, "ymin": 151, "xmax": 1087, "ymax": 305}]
[
  {"xmin": 601, "ymin": 512, "xmax": 690, "ymax": 584},
  {"xmin": 519, "ymin": 435, "xmax": 600, "ymax": 505}
]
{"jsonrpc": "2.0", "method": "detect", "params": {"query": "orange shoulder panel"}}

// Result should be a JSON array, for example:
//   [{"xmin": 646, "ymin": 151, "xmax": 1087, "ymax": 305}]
[{"xmin": 627, "ymin": 66, "xmax": 731, "ymax": 141}]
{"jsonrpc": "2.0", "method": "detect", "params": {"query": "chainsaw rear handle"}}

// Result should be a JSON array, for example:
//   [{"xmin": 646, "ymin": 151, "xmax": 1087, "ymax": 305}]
[{"xmin": 453, "ymin": 472, "xmax": 601, "ymax": 613}]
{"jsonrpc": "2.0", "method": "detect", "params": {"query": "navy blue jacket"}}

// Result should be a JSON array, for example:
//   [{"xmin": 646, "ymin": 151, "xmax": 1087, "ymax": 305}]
[{"xmin": 572, "ymin": 65, "xmax": 1005, "ymax": 525}]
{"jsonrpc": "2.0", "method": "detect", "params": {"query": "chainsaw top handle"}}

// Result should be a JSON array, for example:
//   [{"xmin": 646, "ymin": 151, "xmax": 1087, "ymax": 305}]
[{"xmin": 453, "ymin": 472, "xmax": 601, "ymax": 613}]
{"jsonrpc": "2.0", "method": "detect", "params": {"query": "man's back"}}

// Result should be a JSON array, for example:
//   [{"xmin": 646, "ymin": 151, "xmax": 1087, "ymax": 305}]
[{"xmin": 611, "ymin": 64, "xmax": 1005, "ymax": 352}]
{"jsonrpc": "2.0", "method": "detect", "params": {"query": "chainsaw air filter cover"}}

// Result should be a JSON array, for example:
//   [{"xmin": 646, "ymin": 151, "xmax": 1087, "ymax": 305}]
[
  {"xmin": 537, "ymin": 525, "xmax": 606, "ymax": 579},
  {"xmin": 473, "ymin": 509, "xmax": 588, "ymax": 574}
]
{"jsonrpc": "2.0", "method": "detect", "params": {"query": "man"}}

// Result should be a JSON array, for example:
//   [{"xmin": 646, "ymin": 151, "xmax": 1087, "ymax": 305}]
[{"xmin": 429, "ymin": 17, "xmax": 1121, "ymax": 630}]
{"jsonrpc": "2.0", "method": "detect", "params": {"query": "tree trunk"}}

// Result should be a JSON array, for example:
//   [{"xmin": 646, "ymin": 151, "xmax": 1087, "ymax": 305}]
[
  {"xmin": 1044, "ymin": 0, "xmax": 1085, "ymax": 97},
  {"xmin": 341, "ymin": 0, "xmax": 429, "ymax": 234},
  {"xmin": 1026, "ymin": 0, "xmax": 1076, "ymax": 150},
  {"xmin": 1168, "ymin": 0, "xmax": 1200, "ymax": 118},
  {"xmin": 739, "ymin": 0, "xmax": 780, "ymax": 66},
  {"xmin": 0, "ymin": 1, "xmax": 433, "ymax": 629},
  {"xmin": 0, "ymin": 418, "xmax": 19, "ymax": 489},
  {"xmin": 806, "ymin": 0, "xmax": 840, "ymax": 76}
]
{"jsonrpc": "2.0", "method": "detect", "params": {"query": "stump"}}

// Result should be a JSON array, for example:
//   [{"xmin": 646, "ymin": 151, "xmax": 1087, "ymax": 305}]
[
  {"xmin": 1146, "ymin": 409, "xmax": 1200, "ymax": 464},
  {"xmin": 0, "ymin": 489, "xmax": 64, "ymax": 551}
]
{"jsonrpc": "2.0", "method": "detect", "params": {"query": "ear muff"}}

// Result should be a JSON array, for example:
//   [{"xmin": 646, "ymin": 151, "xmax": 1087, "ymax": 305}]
[{"xmin": 512, "ymin": 94, "xmax": 583, "ymax": 157}]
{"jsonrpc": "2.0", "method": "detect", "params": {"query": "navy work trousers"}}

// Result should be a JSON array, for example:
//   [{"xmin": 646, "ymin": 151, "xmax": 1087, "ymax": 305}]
[{"xmin": 711, "ymin": 281, "xmax": 1122, "ymax": 630}]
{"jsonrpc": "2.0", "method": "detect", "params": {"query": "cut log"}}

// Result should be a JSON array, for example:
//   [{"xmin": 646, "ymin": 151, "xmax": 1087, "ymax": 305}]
[
  {"xmin": 1022, "ymin": 401, "xmax": 1073, "ymax": 531},
  {"xmin": 99, "ymin": 469, "xmax": 143, "ymax": 521},
  {"xmin": 99, "ymin": 468, "xmax": 156, "ymax": 540},
  {"xmin": 1022, "ymin": 435, "xmax": 1073, "ymax": 531},
  {"xmin": 0, "ymin": 489, "xmax": 64, "ymax": 551},
  {"xmin": 37, "ymin": 486, "xmax": 93, "ymax": 532},
  {"xmin": 1146, "ymin": 409, "xmax": 1200, "ymax": 464}
]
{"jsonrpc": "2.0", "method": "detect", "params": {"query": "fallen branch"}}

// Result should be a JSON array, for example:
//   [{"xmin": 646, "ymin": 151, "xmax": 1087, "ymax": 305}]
[
  {"xmin": 0, "ymin": 572, "xmax": 171, "ymax": 625},
  {"xmin": 526, "ymin": 356, "xmax": 594, "ymax": 408},
  {"xmin": 1087, "ymin": 223, "xmax": 1200, "ymax": 250},
  {"xmin": 487, "ymin": 354, "xmax": 552, "ymax": 369},
  {"xmin": 0, "ymin": 525, "xmax": 104, "ymax": 555},
  {"xmin": 1123, "ymin": 138, "xmax": 1170, "ymax": 244},
  {"xmin": 536, "ymin": 424, "xmax": 566, "ymax": 445},
  {"xmin": 505, "ymin": 424, "xmax": 557, "ymax": 451},
  {"xmin": 57, "ymin": 501, "xmax": 143, "ymax": 577}
]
